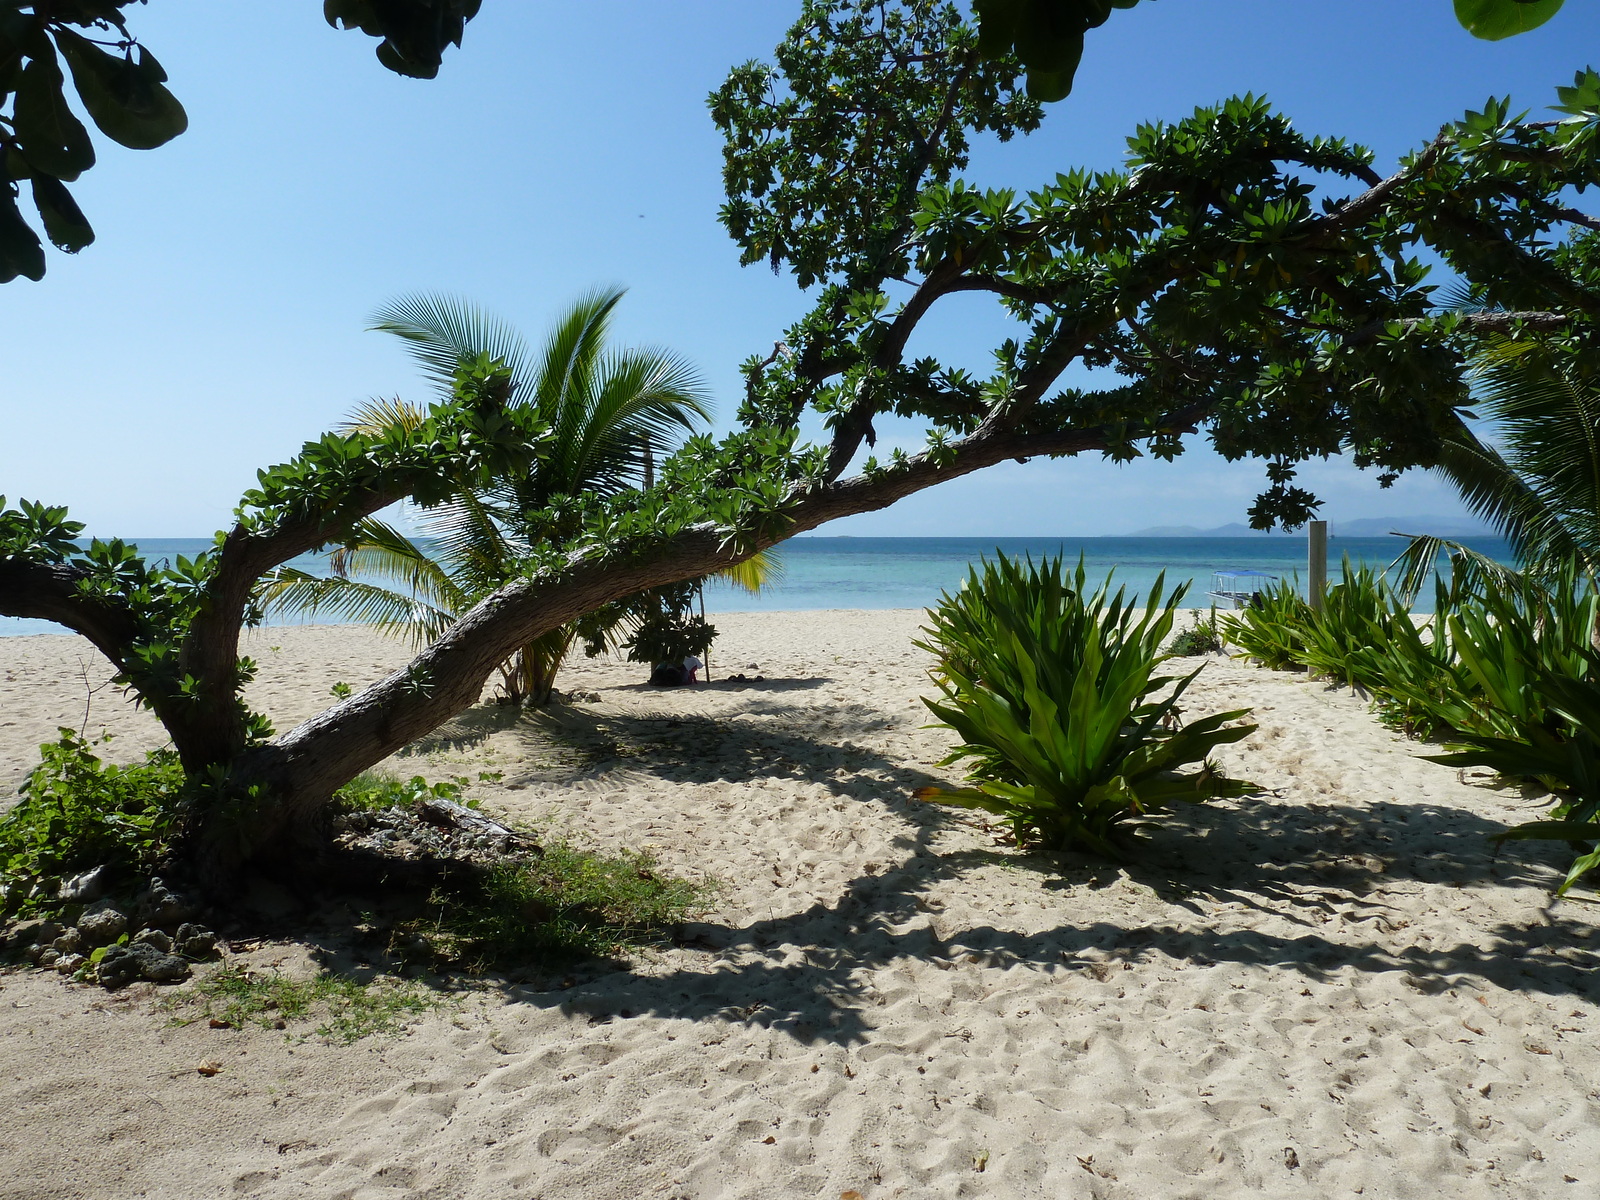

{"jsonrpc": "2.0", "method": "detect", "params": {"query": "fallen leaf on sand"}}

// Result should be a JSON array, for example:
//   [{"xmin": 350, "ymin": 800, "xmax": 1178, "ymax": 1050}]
[{"xmin": 196, "ymin": 1061, "xmax": 222, "ymax": 1077}]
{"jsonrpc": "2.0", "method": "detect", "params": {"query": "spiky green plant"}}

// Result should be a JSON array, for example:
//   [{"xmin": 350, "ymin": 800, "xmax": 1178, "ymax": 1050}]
[
  {"xmin": 1426, "ymin": 657, "xmax": 1600, "ymax": 896},
  {"xmin": 1217, "ymin": 578, "xmax": 1311, "ymax": 671},
  {"xmin": 914, "ymin": 556, "xmax": 1256, "ymax": 857},
  {"xmin": 1293, "ymin": 559, "xmax": 1414, "ymax": 690}
]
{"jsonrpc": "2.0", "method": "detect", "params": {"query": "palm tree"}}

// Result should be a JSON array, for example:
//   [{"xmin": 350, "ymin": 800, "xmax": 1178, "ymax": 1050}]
[
  {"xmin": 261, "ymin": 288, "xmax": 728, "ymax": 704},
  {"xmin": 1391, "ymin": 339, "xmax": 1600, "ymax": 602}
]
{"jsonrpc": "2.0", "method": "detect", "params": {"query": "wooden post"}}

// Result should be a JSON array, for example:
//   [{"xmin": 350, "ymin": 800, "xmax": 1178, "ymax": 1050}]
[{"xmin": 1308, "ymin": 520, "xmax": 1328, "ymax": 611}]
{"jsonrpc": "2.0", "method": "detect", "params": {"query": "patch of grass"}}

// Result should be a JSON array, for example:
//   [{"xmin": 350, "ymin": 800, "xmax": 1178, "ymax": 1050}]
[
  {"xmin": 412, "ymin": 845, "xmax": 716, "ymax": 970},
  {"xmin": 171, "ymin": 965, "xmax": 441, "ymax": 1043}
]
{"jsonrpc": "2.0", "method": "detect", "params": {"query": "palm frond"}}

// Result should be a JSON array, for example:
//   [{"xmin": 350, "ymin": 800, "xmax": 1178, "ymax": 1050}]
[
  {"xmin": 717, "ymin": 548, "xmax": 785, "ymax": 595},
  {"xmin": 533, "ymin": 287, "xmax": 625, "ymax": 440},
  {"xmin": 1427, "ymin": 411, "xmax": 1582, "ymax": 572},
  {"xmin": 415, "ymin": 493, "xmax": 520, "ymax": 597},
  {"xmin": 325, "ymin": 518, "xmax": 471, "ymax": 616},
  {"xmin": 1386, "ymin": 534, "xmax": 1525, "ymax": 607},
  {"xmin": 340, "ymin": 396, "xmax": 429, "ymax": 436},
  {"xmin": 1478, "ymin": 353, "xmax": 1600, "ymax": 571},
  {"xmin": 559, "ymin": 348, "xmax": 712, "ymax": 493},
  {"xmin": 256, "ymin": 570, "xmax": 458, "ymax": 647},
  {"xmin": 370, "ymin": 294, "xmax": 533, "ymax": 397}
]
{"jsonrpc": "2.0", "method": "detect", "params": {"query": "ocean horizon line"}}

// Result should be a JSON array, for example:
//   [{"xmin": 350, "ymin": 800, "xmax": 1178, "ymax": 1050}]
[{"xmin": 1, "ymin": 533, "xmax": 1514, "ymax": 638}]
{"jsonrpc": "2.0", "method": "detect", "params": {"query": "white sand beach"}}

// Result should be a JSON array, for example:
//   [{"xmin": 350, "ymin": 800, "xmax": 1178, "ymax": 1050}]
[{"xmin": 2, "ymin": 611, "xmax": 1598, "ymax": 1199}]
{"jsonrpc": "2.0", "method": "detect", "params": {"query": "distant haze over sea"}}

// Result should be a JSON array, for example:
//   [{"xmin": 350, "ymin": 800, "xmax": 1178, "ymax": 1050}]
[{"xmin": 1122, "ymin": 515, "xmax": 1495, "ymax": 538}]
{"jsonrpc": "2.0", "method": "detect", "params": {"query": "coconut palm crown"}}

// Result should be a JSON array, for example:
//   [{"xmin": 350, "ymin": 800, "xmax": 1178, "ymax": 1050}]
[
  {"xmin": 1392, "ymin": 338, "xmax": 1600, "ymax": 601},
  {"xmin": 261, "ymin": 287, "xmax": 721, "ymax": 703}
]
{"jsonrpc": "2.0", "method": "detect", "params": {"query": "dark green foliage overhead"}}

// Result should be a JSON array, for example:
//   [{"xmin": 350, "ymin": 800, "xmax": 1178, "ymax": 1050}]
[
  {"xmin": 0, "ymin": 2, "xmax": 186, "ymax": 281},
  {"xmin": 0, "ymin": 0, "xmax": 480, "ymax": 282},
  {"xmin": 1454, "ymin": 0, "xmax": 1564, "ymax": 40},
  {"xmin": 975, "ymin": 1, "xmax": 1567, "ymax": 102},
  {"xmin": 711, "ymin": 0, "xmax": 1044, "ymax": 289},
  {"xmin": 323, "ymin": 0, "xmax": 481, "ymax": 79},
  {"xmin": 973, "ymin": 0, "xmax": 1140, "ymax": 101}
]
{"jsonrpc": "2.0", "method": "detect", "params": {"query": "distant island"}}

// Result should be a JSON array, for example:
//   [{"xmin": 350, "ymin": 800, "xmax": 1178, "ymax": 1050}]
[{"xmin": 1126, "ymin": 516, "xmax": 1497, "ymax": 538}]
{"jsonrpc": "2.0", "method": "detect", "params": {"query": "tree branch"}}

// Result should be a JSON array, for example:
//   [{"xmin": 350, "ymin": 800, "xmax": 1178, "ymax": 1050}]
[
  {"xmin": 246, "ymin": 405, "xmax": 1184, "ymax": 822},
  {"xmin": 176, "ymin": 482, "xmax": 412, "ymax": 761},
  {"xmin": 0, "ymin": 557, "xmax": 140, "ymax": 671}
]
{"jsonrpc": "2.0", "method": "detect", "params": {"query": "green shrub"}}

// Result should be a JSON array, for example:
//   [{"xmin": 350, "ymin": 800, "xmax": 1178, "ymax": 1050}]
[
  {"xmin": 1294, "ymin": 560, "xmax": 1414, "ymax": 690},
  {"xmin": 0, "ymin": 730, "xmax": 186, "ymax": 916},
  {"xmin": 914, "ymin": 555, "xmax": 1256, "ymax": 858},
  {"xmin": 1443, "ymin": 567, "xmax": 1600, "ymax": 741},
  {"xmin": 1169, "ymin": 608, "xmax": 1222, "ymax": 656},
  {"xmin": 333, "ymin": 770, "xmax": 484, "ymax": 812},
  {"xmin": 1218, "ymin": 562, "xmax": 1600, "ymax": 746},
  {"xmin": 1359, "ymin": 585, "xmax": 1470, "ymax": 739}
]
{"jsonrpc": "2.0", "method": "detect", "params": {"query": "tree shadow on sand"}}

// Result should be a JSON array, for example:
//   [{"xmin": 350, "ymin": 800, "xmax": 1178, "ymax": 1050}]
[
  {"xmin": 398, "ymin": 677, "xmax": 832, "ymax": 763},
  {"xmin": 290, "ymin": 688, "xmax": 1600, "ymax": 1046},
  {"xmin": 462, "ymin": 787, "xmax": 1600, "ymax": 1045},
  {"xmin": 439, "ymin": 695, "xmax": 935, "ymax": 794}
]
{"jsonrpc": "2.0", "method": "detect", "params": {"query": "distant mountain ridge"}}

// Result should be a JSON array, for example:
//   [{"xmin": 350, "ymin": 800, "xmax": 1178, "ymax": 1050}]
[{"xmin": 1126, "ymin": 516, "xmax": 1497, "ymax": 538}]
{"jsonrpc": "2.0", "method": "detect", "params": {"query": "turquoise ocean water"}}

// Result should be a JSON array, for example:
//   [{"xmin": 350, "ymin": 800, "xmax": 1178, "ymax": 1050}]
[{"xmin": 0, "ymin": 534, "xmax": 1513, "ymax": 637}]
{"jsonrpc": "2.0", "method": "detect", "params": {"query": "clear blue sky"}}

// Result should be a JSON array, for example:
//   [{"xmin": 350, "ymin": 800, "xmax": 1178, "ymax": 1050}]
[{"xmin": 2, "ymin": 1, "xmax": 1596, "ymax": 537}]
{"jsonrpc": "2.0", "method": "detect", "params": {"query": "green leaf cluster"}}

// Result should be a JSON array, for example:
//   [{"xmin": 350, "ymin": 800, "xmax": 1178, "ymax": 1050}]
[
  {"xmin": 1454, "ymin": 0, "xmax": 1564, "ymax": 41},
  {"xmin": 616, "ymin": 582, "xmax": 716, "ymax": 668},
  {"xmin": 0, "ymin": 729, "xmax": 185, "ymax": 917},
  {"xmin": 3, "ymin": 1, "xmax": 482, "ymax": 282},
  {"xmin": 0, "ymin": 2, "xmax": 186, "ymax": 280},
  {"xmin": 710, "ymin": 0, "xmax": 1043, "ymax": 289},
  {"xmin": 915, "ymin": 555, "xmax": 1256, "ymax": 857},
  {"xmin": 1427, "ymin": 664, "xmax": 1600, "ymax": 895},
  {"xmin": 968, "ymin": 0, "xmax": 1566, "ymax": 105},
  {"xmin": 0, "ymin": 494, "xmax": 270, "ymax": 743}
]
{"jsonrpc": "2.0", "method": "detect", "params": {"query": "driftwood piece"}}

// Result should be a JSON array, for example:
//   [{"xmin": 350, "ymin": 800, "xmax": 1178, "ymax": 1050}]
[{"xmin": 416, "ymin": 796, "xmax": 538, "ymax": 848}]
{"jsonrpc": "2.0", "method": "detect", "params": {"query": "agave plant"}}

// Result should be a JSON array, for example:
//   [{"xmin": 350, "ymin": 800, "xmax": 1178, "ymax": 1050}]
[
  {"xmin": 261, "ymin": 289, "xmax": 771, "ymax": 704},
  {"xmin": 914, "ymin": 555, "xmax": 1256, "ymax": 858},
  {"xmin": 1216, "ymin": 578, "xmax": 1310, "ymax": 671}
]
